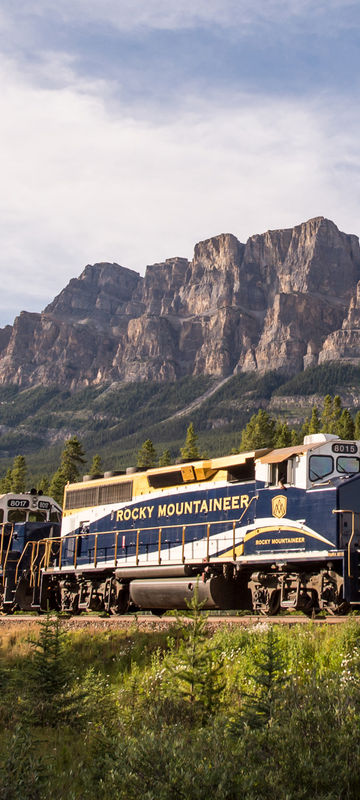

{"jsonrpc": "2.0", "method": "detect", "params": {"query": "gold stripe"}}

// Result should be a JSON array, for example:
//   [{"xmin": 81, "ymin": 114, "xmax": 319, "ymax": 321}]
[{"xmin": 244, "ymin": 525, "xmax": 334, "ymax": 547}]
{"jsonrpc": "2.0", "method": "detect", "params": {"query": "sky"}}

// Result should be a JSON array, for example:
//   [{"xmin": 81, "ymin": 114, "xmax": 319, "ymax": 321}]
[{"xmin": 1, "ymin": 0, "xmax": 360, "ymax": 327}]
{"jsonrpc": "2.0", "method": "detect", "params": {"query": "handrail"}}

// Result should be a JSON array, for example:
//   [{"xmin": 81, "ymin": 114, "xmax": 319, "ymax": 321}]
[
  {"xmin": 28, "ymin": 501, "xmax": 258, "ymax": 576},
  {"xmin": 14, "ymin": 539, "xmax": 34, "ymax": 583},
  {"xmin": 0, "ymin": 523, "xmax": 6, "ymax": 567},
  {"xmin": 2, "ymin": 525, "xmax": 14, "ymax": 573}
]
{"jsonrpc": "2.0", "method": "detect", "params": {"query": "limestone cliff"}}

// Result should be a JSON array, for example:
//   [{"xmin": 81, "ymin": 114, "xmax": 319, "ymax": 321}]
[{"xmin": 0, "ymin": 217, "xmax": 359, "ymax": 388}]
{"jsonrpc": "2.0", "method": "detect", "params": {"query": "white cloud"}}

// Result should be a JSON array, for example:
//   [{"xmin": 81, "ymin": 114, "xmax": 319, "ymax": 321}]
[
  {"xmin": 1, "ymin": 0, "xmax": 358, "ymax": 35},
  {"xmin": 1, "ymin": 53, "xmax": 360, "ymax": 327}
]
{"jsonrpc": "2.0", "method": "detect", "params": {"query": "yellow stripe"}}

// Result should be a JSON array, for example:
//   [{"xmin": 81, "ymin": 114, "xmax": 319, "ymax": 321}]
[{"xmin": 219, "ymin": 543, "xmax": 244, "ymax": 559}]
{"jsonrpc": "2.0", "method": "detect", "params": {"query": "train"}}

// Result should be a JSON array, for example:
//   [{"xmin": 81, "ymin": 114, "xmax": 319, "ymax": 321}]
[
  {"xmin": 0, "ymin": 490, "xmax": 62, "ymax": 611},
  {"xmin": 1, "ymin": 432, "xmax": 360, "ymax": 615}
]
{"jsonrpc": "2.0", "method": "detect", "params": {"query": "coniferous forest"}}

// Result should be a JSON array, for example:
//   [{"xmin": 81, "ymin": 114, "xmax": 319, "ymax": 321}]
[{"xmin": 1, "ymin": 362, "xmax": 360, "ymax": 487}]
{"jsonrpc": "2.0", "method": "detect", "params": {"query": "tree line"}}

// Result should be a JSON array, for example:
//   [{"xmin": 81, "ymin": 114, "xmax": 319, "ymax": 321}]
[{"xmin": 1, "ymin": 396, "xmax": 360, "ymax": 505}]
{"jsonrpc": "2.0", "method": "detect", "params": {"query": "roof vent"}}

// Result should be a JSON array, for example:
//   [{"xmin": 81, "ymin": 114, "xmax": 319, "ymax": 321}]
[{"xmin": 303, "ymin": 433, "xmax": 339, "ymax": 445}]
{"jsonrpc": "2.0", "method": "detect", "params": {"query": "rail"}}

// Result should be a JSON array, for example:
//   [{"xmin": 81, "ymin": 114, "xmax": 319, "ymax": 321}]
[{"xmin": 24, "ymin": 496, "xmax": 258, "ymax": 577}]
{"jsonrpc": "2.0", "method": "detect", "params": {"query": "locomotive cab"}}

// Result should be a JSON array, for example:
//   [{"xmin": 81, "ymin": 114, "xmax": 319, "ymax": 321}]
[
  {"xmin": 255, "ymin": 434, "xmax": 360, "ymax": 490},
  {"xmin": 0, "ymin": 492, "xmax": 62, "ymax": 612}
]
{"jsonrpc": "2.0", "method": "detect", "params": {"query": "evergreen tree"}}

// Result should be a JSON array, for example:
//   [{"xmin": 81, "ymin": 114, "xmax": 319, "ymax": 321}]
[
  {"xmin": 137, "ymin": 439, "xmax": 157, "ymax": 469},
  {"xmin": 231, "ymin": 627, "xmax": 285, "ymax": 733},
  {"xmin": 49, "ymin": 436, "xmax": 86, "ymax": 506},
  {"xmin": 167, "ymin": 585, "xmax": 224, "ymax": 722},
  {"xmin": 60, "ymin": 435, "xmax": 86, "ymax": 482},
  {"xmin": 355, "ymin": 411, "xmax": 360, "ymax": 440},
  {"xmin": 308, "ymin": 406, "xmax": 320, "ymax": 434},
  {"xmin": 290, "ymin": 429, "xmax": 300, "ymax": 446},
  {"xmin": 11, "ymin": 455, "xmax": 27, "ymax": 493},
  {"xmin": 330, "ymin": 395, "xmax": 342, "ymax": 434},
  {"xmin": 337, "ymin": 409, "xmax": 355, "ymax": 440},
  {"xmin": 48, "ymin": 468, "xmax": 67, "ymax": 506},
  {"xmin": 301, "ymin": 416, "xmax": 310, "ymax": 440},
  {"xmin": 90, "ymin": 453, "xmax": 103, "ymax": 476},
  {"xmin": 240, "ymin": 410, "xmax": 275, "ymax": 451},
  {"xmin": 321, "ymin": 394, "xmax": 333, "ymax": 433},
  {"xmin": 181, "ymin": 422, "xmax": 200, "ymax": 461},
  {"xmin": 37, "ymin": 475, "xmax": 50, "ymax": 495},
  {"xmin": 24, "ymin": 613, "xmax": 76, "ymax": 727},
  {"xmin": 273, "ymin": 422, "xmax": 292, "ymax": 448},
  {"xmin": 0, "ymin": 468, "xmax": 13, "ymax": 494},
  {"xmin": 159, "ymin": 449, "xmax": 172, "ymax": 467}
]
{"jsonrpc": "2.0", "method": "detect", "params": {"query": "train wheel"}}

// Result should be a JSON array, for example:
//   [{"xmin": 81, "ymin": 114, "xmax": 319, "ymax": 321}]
[{"xmin": 262, "ymin": 589, "xmax": 280, "ymax": 616}]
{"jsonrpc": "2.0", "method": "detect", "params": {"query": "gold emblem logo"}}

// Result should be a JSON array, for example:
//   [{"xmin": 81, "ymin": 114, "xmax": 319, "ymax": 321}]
[{"xmin": 272, "ymin": 495, "xmax": 287, "ymax": 519}]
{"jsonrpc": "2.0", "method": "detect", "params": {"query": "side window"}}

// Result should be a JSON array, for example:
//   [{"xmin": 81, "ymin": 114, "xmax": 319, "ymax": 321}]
[
  {"xmin": 336, "ymin": 456, "xmax": 360, "ymax": 475},
  {"xmin": 309, "ymin": 455, "xmax": 333, "ymax": 482},
  {"xmin": 0, "ymin": 509, "xmax": 3, "ymax": 524},
  {"xmin": 269, "ymin": 461, "xmax": 289, "ymax": 486}
]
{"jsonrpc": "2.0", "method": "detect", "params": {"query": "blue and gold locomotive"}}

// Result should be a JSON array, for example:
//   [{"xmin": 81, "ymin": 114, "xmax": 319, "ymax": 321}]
[
  {"xmin": 2, "ymin": 433, "xmax": 360, "ymax": 615},
  {"xmin": 0, "ymin": 490, "xmax": 61, "ymax": 612}
]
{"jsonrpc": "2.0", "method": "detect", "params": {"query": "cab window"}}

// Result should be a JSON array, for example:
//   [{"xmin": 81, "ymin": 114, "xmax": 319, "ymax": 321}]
[
  {"xmin": 28, "ymin": 511, "xmax": 47, "ymax": 522},
  {"xmin": 8, "ymin": 509, "xmax": 27, "ymax": 522},
  {"xmin": 336, "ymin": 456, "xmax": 360, "ymax": 474},
  {"xmin": 309, "ymin": 455, "xmax": 333, "ymax": 481}
]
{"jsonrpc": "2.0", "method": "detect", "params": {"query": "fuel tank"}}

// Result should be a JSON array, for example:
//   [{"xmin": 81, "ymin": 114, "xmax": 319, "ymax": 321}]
[{"xmin": 129, "ymin": 575, "xmax": 239, "ymax": 610}]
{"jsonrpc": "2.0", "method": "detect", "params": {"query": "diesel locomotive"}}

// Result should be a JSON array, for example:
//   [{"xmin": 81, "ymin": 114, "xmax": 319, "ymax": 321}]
[{"xmin": 1, "ymin": 432, "xmax": 360, "ymax": 615}]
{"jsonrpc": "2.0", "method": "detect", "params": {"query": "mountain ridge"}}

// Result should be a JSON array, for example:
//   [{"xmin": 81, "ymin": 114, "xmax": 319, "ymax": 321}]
[{"xmin": 1, "ymin": 216, "xmax": 360, "ymax": 389}]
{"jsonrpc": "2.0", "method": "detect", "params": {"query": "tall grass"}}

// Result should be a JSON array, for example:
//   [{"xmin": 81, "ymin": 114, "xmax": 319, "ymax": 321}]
[{"xmin": 2, "ymin": 616, "xmax": 360, "ymax": 798}]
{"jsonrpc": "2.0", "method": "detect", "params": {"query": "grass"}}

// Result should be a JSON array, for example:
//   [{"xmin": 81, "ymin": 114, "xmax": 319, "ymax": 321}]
[{"xmin": 2, "ymin": 616, "xmax": 360, "ymax": 798}]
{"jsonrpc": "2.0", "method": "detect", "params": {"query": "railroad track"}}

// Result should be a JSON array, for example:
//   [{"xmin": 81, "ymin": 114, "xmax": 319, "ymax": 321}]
[{"xmin": 0, "ymin": 614, "xmax": 356, "ymax": 629}]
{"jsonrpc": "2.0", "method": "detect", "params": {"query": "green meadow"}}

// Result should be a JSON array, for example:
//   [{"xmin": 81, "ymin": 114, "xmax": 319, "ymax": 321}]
[{"xmin": 1, "ymin": 608, "xmax": 360, "ymax": 799}]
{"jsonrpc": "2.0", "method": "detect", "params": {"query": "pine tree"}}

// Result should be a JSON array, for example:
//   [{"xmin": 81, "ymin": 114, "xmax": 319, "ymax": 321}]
[
  {"xmin": 301, "ymin": 416, "xmax": 310, "ymax": 439},
  {"xmin": 60, "ymin": 435, "xmax": 86, "ymax": 482},
  {"xmin": 137, "ymin": 439, "xmax": 157, "ymax": 469},
  {"xmin": 37, "ymin": 475, "xmax": 50, "ymax": 495},
  {"xmin": 240, "ymin": 410, "xmax": 275, "ymax": 451},
  {"xmin": 0, "ymin": 468, "xmax": 13, "ymax": 494},
  {"xmin": 181, "ymin": 422, "xmax": 200, "ymax": 461},
  {"xmin": 355, "ymin": 411, "xmax": 360, "ymax": 440},
  {"xmin": 290, "ymin": 429, "xmax": 300, "ymax": 446},
  {"xmin": 231, "ymin": 627, "xmax": 285, "ymax": 733},
  {"xmin": 48, "ymin": 468, "xmax": 67, "ymax": 506},
  {"xmin": 273, "ymin": 422, "xmax": 292, "ymax": 448},
  {"xmin": 167, "ymin": 585, "xmax": 224, "ymax": 722},
  {"xmin": 24, "ymin": 613, "xmax": 76, "ymax": 727},
  {"xmin": 337, "ymin": 409, "xmax": 355, "ymax": 440},
  {"xmin": 321, "ymin": 394, "xmax": 333, "ymax": 433},
  {"xmin": 49, "ymin": 436, "xmax": 86, "ymax": 506},
  {"xmin": 90, "ymin": 453, "xmax": 103, "ymax": 476},
  {"xmin": 11, "ymin": 455, "xmax": 27, "ymax": 493},
  {"xmin": 330, "ymin": 395, "xmax": 342, "ymax": 434},
  {"xmin": 308, "ymin": 406, "xmax": 320, "ymax": 434},
  {"xmin": 159, "ymin": 449, "xmax": 172, "ymax": 467}
]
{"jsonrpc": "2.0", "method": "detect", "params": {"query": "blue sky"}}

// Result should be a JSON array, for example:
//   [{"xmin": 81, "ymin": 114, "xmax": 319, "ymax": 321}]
[{"xmin": 1, "ymin": 1, "xmax": 360, "ymax": 326}]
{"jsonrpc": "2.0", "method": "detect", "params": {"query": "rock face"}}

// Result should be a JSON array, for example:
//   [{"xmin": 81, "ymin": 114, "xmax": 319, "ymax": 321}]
[{"xmin": 0, "ymin": 218, "xmax": 360, "ymax": 389}]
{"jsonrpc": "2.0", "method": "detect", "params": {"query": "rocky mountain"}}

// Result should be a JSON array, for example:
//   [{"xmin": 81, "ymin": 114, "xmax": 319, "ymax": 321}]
[{"xmin": 1, "ymin": 216, "xmax": 360, "ymax": 389}]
